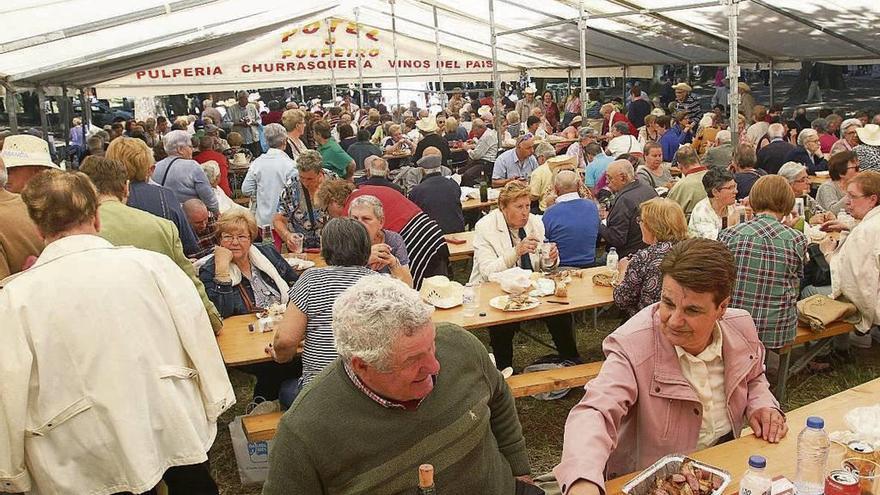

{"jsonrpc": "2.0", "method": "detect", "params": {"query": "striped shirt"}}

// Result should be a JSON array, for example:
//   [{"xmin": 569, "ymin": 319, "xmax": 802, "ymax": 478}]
[{"xmin": 289, "ymin": 265, "xmax": 375, "ymax": 384}]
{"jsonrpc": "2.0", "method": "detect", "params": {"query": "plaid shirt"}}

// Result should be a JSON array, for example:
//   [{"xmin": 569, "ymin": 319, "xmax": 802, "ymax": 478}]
[
  {"xmin": 718, "ymin": 213, "xmax": 808, "ymax": 349},
  {"xmin": 192, "ymin": 212, "xmax": 218, "ymax": 259},
  {"xmin": 343, "ymin": 362, "xmax": 429, "ymax": 411}
]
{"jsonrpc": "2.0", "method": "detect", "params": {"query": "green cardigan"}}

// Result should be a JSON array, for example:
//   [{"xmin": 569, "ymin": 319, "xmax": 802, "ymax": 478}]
[
  {"xmin": 97, "ymin": 199, "xmax": 222, "ymax": 332},
  {"xmin": 262, "ymin": 322, "xmax": 531, "ymax": 494}
]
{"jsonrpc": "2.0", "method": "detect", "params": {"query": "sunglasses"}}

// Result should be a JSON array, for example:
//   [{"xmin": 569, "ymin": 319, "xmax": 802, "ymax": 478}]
[{"xmin": 517, "ymin": 132, "xmax": 535, "ymax": 144}]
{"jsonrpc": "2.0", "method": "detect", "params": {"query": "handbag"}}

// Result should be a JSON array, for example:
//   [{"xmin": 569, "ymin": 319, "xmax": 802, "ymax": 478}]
[
  {"xmin": 803, "ymin": 243, "xmax": 831, "ymax": 287},
  {"xmin": 796, "ymin": 294, "xmax": 858, "ymax": 332}
]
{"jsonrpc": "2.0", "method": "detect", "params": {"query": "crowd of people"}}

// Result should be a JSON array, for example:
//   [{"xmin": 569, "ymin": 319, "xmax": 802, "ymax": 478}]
[{"xmin": 1, "ymin": 79, "xmax": 879, "ymax": 495}]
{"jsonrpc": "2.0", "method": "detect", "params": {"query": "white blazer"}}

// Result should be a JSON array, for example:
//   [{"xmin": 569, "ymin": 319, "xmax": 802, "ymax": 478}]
[
  {"xmin": 0, "ymin": 235, "xmax": 235, "ymax": 494},
  {"xmin": 831, "ymin": 205, "xmax": 880, "ymax": 332},
  {"xmin": 469, "ymin": 208, "xmax": 547, "ymax": 283}
]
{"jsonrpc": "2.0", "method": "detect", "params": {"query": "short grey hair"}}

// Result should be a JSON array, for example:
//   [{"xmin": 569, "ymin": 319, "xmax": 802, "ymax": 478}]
[
  {"xmin": 535, "ymin": 142, "xmax": 556, "ymax": 160},
  {"xmin": 608, "ymin": 159, "xmax": 635, "ymax": 180},
  {"xmin": 264, "ymin": 123, "xmax": 287, "ymax": 149},
  {"xmin": 333, "ymin": 275, "xmax": 434, "ymax": 371},
  {"xmin": 200, "ymin": 160, "xmax": 220, "ymax": 184},
  {"xmin": 321, "ymin": 217, "xmax": 371, "ymax": 267},
  {"xmin": 811, "ymin": 118, "xmax": 828, "ymax": 133},
  {"xmin": 778, "ymin": 161, "xmax": 807, "ymax": 183},
  {"xmin": 368, "ymin": 157, "xmax": 389, "ymax": 177},
  {"xmin": 349, "ymin": 194, "xmax": 384, "ymax": 222},
  {"xmin": 612, "ymin": 121, "xmax": 630, "ymax": 134},
  {"xmin": 297, "ymin": 150, "xmax": 324, "ymax": 173},
  {"xmin": 471, "ymin": 118, "xmax": 486, "ymax": 130},
  {"xmin": 767, "ymin": 123, "xmax": 785, "ymax": 139},
  {"xmin": 163, "ymin": 130, "xmax": 192, "ymax": 155},
  {"xmin": 554, "ymin": 169, "xmax": 579, "ymax": 193},
  {"xmin": 798, "ymin": 128, "xmax": 818, "ymax": 146},
  {"xmin": 578, "ymin": 127, "xmax": 595, "ymax": 139},
  {"xmin": 841, "ymin": 118, "xmax": 862, "ymax": 132},
  {"xmin": 702, "ymin": 167, "xmax": 735, "ymax": 197}
]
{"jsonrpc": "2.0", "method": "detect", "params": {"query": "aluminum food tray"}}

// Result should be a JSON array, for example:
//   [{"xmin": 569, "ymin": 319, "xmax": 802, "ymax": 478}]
[{"xmin": 621, "ymin": 454, "xmax": 732, "ymax": 495}]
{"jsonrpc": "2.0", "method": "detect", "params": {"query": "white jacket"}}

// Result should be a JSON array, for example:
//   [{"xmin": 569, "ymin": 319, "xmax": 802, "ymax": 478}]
[
  {"xmin": 0, "ymin": 235, "xmax": 235, "ymax": 494},
  {"xmin": 831, "ymin": 206, "xmax": 880, "ymax": 332},
  {"xmin": 469, "ymin": 209, "xmax": 548, "ymax": 283}
]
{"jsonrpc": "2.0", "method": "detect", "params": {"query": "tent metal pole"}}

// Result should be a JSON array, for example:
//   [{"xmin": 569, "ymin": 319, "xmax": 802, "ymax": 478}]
[
  {"xmin": 36, "ymin": 85, "xmax": 49, "ymax": 143},
  {"xmin": 326, "ymin": 19, "xmax": 338, "ymax": 103},
  {"xmin": 726, "ymin": 0, "xmax": 741, "ymax": 144},
  {"xmin": 354, "ymin": 8, "xmax": 365, "ymax": 109},
  {"xmin": 432, "ymin": 6, "xmax": 445, "ymax": 107},
  {"xmin": 622, "ymin": 66, "xmax": 627, "ymax": 102},
  {"xmin": 389, "ymin": 0, "xmax": 402, "ymax": 123},
  {"xmin": 2, "ymin": 82, "xmax": 18, "ymax": 134},
  {"xmin": 62, "ymin": 86, "xmax": 70, "ymax": 152},
  {"xmin": 79, "ymin": 87, "xmax": 89, "ymax": 145},
  {"xmin": 489, "ymin": 0, "xmax": 502, "ymax": 149},
  {"xmin": 769, "ymin": 60, "xmax": 775, "ymax": 108},
  {"xmin": 578, "ymin": 1, "xmax": 588, "ymax": 120}
]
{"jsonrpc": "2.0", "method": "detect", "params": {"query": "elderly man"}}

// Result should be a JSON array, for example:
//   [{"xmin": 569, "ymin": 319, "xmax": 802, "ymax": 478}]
[
  {"xmin": 732, "ymin": 144, "xmax": 766, "ymax": 200},
  {"xmin": 183, "ymin": 199, "xmax": 218, "ymax": 259},
  {"xmin": 409, "ymin": 149, "xmax": 465, "ymax": 234},
  {"xmin": 778, "ymin": 161, "xmax": 830, "ymax": 224},
  {"xmin": 671, "ymin": 82, "xmax": 702, "ymax": 124},
  {"xmin": 0, "ymin": 156, "xmax": 44, "ymax": 279},
  {"xmin": 313, "ymin": 119, "xmax": 356, "ymax": 180},
  {"xmin": 226, "ymin": 90, "xmax": 262, "ymax": 158},
  {"xmin": 465, "ymin": 118, "xmax": 499, "ymax": 165},
  {"xmin": 242, "ymin": 123, "xmax": 298, "ymax": 227},
  {"xmin": 263, "ymin": 275, "xmax": 534, "ymax": 494},
  {"xmin": 600, "ymin": 103, "xmax": 636, "ymax": 136},
  {"xmin": 785, "ymin": 128, "xmax": 828, "ymax": 174},
  {"xmin": 80, "ymin": 157, "xmax": 223, "ymax": 333},
  {"xmin": 529, "ymin": 143, "xmax": 564, "ymax": 212},
  {"xmin": 413, "ymin": 117, "xmax": 451, "ymax": 164},
  {"xmin": 515, "ymin": 86, "xmax": 541, "ymax": 124},
  {"xmin": 543, "ymin": 170, "xmax": 600, "ymax": 268},
  {"xmin": 555, "ymin": 238, "xmax": 785, "ymax": 495},
  {"xmin": 757, "ymin": 123, "xmax": 795, "ymax": 174},
  {"xmin": 667, "ymin": 145, "xmax": 708, "ymax": 216},
  {"xmin": 0, "ymin": 134, "xmax": 60, "ymax": 193},
  {"xmin": 360, "ymin": 155, "xmax": 404, "ymax": 193},
  {"xmin": 1, "ymin": 169, "xmax": 234, "ymax": 494},
  {"xmin": 600, "ymin": 159, "xmax": 658, "ymax": 257},
  {"xmin": 492, "ymin": 134, "xmax": 538, "ymax": 188},
  {"xmin": 606, "ymin": 122, "xmax": 643, "ymax": 159},
  {"xmin": 201, "ymin": 99, "xmax": 223, "ymax": 128},
  {"xmin": 152, "ymin": 130, "xmax": 219, "ymax": 214},
  {"xmin": 193, "ymin": 135, "xmax": 231, "ymax": 196},
  {"xmin": 703, "ymin": 129, "xmax": 734, "ymax": 170}
]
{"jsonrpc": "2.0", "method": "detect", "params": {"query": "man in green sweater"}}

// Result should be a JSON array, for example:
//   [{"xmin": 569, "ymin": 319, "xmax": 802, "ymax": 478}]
[
  {"xmin": 79, "ymin": 156, "xmax": 223, "ymax": 333},
  {"xmin": 263, "ymin": 275, "xmax": 536, "ymax": 494}
]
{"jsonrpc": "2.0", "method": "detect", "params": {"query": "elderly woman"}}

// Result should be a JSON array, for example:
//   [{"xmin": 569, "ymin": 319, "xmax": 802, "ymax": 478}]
[
  {"xmin": 688, "ymin": 168, "xmax": 738, "ymax": 239},
  {"xmin": 565, "ymin": 127, "xmax": 596, "ymax": 170},
  {"xmin": 637, "ymin": 114, "xmax": 659, "ymax": 146},
  {"xmin": 315, "ymin": 178, "xmax": 356, "ymax": 218},
  {"xmin": 444, "ymin": 116, "xmax": 469, "ymax": 142},
  {"xmin": 504, "ymin": 110, "xmax": 522, "ymax": 141},
  {"xmin": 279, "ymin": 109, "xmax": 307, "ymax": 160},
  {"xmin": 152, "ymin": 129, "xmax": 219, "ymax": 213},
  {"xmin": 853, "ymin": 124, "xmax": 880, "ymax": 172},
  {"xmin": 267, "ymin": 217, "xmax": 376, "ymax": 408},
  {"xmin": 542, "ymin": 90, "xmax": 560, "ymax": 131},
  {"xmin": 636, "ymin": 142, "xmax": 674, "ymax": 189},
  {"xmin": 830, "ymin": 118, "xmax": 862, "ymax": 155},
  {"xmin": 556, "ymin": 238, "xmax": 786, "ymax": 495},
  {"xmin": 817, "ymin": 151, "xmax": 860, "ymax": 215},
  {"xmin": 348, "ymin": 195, "xmax": 413, "ymax": 286},
  {"xmin": 273, "ymin": 150, "xmax": 339, "ymax": 252},
  {"xmin": 719, "ymin": 175, "xmax": 807, "ymax": 353},
  {"xmin": 778, "ymin": 161, "xmax": 834, "ymax": 225},
  {"xmin": 200, "ymin": 160, "xmax": 247, "ymax": 214},
  {"xmin": 613, "ymin": 198, "xmax": 688, "ymax": 317},
  {"xmin": 223, "ymin": 131, "xmax": 254, "ymax": 164},
  {"xmin": 470, "ymin": 181, "xmax": 582, "ymax": 370},
  {"xmin": 106, "ymin": 136, "xmax": 200, "ymax": 257},
  {"xmin": 785, "ymin": 128, "xmax": 828, "ymax": 174}
]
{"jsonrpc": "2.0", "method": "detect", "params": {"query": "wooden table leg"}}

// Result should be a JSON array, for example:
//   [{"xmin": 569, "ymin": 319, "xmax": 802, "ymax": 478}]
[{"xmin": 775, "ymin": 348, "xmax": 791, "ymax": 404}]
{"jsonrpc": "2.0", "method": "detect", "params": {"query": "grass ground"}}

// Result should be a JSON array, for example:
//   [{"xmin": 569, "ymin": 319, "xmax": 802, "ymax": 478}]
[{"xmin": 209, "ymin": 263, "xmax": 880, "ymax": 494}]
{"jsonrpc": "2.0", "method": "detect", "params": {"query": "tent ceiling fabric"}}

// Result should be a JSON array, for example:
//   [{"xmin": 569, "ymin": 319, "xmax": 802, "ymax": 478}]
[{"xmin": 1, "ymin": 0, "xmax": 878, "ymax": 90}]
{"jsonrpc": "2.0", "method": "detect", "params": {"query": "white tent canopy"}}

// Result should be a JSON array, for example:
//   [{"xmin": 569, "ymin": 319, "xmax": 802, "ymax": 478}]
[{"xmin": 1, "ymin": 0, "xmax": 879, "ymax": 93}]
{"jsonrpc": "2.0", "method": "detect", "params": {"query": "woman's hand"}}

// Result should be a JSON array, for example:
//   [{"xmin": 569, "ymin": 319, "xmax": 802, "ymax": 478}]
[
  {"xmin": 820, "ymin": 219, "xmax": 849, "ymax": 232},
  {"xmin": 213, "ymin": 246, "xmax": 234, "ymax": 269},
  {"xmin": 369, "ymin": 243, "xmax": 394, "ymax": 270},
  {"xmin": 819, "ymin": 236, "xmax": 839, "ymax": 256},
  {"xmin": 549, "ymin": 243, "xmax": 560, "ymax": 263},
  {"xmin": 748, "ymin": 407, "xmax": 788, "ymax": 443},
  {"xmin": 516, "ymin": 237, "xmax": 539, "ymax": 257},
  {"xmin": 617, "ymin": 256, "xmax": 630, "ymax": 275}
]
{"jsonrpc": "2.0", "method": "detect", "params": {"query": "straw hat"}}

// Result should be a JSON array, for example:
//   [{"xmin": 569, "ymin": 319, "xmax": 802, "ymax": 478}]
[
  {"xmin": 737, "ymin": 82, "xmax": 751, "ymax": 93},
  {"xmin": 856, "ymin": 124, "xmax": 880, "ymax": 146},
  {"xmin": 523, "ymin": 86, "xmax": 538, "ymax": 94},
  {"xmin": 478, "ymin": 105, "xmax": 492, "ymax": 118},
  {"xmin": 672, "ymin": 82, "xmax": 692, "ymax": 92},
  {"xmin": 416, "ymin": 117, "xmax": 438, "ymax": 133},
  {"xmin": 419, "ymin": 276, "xmax": 464, "ymax": 309},
  {"xmin": 547, "ymin": 155, "xmax": 577, "ymax": 172},
  {"xmin": 570, "ymin": 115, "xmax": 583, "ymax": 125},
  {"xmin": 0, "ymin": 134, "xmax": 57, "ymax": 169},
  {"xmin": 230, "ymin": 152, "xmax": 250, "ymax": 169}
]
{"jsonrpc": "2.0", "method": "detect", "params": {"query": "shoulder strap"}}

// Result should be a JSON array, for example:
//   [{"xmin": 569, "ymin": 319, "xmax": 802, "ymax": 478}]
[
  {"xmin": 301, "ymin": 183, "xmax": 317, "ymax": 231},
  {"xmin": 159, "ymin": 157, "xmax": 182, "ymax": 186}
]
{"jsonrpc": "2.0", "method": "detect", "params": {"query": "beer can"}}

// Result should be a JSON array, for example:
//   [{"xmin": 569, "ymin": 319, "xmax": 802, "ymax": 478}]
[
  {"xmin": 825, "ymin": 470, "xmax": 860, "ymax": 495},
  {"xmin": 847, "ymin": 441, "xmax": 877, "ymax": 462}
]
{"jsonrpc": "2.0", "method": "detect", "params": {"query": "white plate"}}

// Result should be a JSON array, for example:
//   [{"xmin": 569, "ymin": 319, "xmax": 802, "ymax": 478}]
[
  {"xmin": 489, "ymin": 295, "xmax": 540, "ymax": 312},
  {"xmin": 286, "ymin": 258, "xmax": 315, "ymax": 270}
]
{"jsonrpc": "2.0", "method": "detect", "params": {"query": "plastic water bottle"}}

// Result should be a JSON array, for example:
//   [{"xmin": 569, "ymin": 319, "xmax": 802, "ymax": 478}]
[
  {"xmin": 606, "ymin": 247, "xmax": 619, "ymax": 273},
  {"xmin": 794, "ymin": 416, "xmax": 831, "ymax": 495},
  {"xmin": 462, "ymin": 283, "xmax": 478, "ymax": 317},
  {"xmin": 739, "ymin": 455, "xmax": 771, "ymax": 495}
]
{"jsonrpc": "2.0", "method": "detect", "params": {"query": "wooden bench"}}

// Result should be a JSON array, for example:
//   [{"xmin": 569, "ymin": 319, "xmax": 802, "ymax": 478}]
[
  {"xmin": 775, "ymin": 320, "xmax": 856, "ymax": 403},
  {"xmin": 240, "ymin": 361, "xmax": 604, "ymax": 442}
]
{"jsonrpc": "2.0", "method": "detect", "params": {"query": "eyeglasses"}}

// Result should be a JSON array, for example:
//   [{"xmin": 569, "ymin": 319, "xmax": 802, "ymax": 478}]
[
  {"xmin": 793, "ymin": 177, "xmax": 809, "ymax": 184},
  {"xmin": 847, "ymin": 165, "xmax": 860, "ymax": 171},
  {"xmin": 719, "ymin": 184, "xmax": 737, "ymax": 191},
  {"xmin": 516, "ymin": 132, "xmax": 535, "ymax": 145},
  {"xmin": 220, "ymin": 234, "xmax": 250, "ymax": 243},
  {"xmin": 847, "ymin": 193, "xmax": 868, "ymax": 200}
]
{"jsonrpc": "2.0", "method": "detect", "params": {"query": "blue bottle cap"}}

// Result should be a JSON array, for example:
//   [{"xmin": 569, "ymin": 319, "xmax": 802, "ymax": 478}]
[
  {"xmin": 748, "ymin": 455, "xmax": 767, "ymax": 469},
  {"xmin": 806, "ymin": 416, "xmax": 824, "ymax": 429}
]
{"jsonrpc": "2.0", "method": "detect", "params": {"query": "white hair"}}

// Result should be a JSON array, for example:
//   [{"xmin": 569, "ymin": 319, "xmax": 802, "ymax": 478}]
[
  {"xmin": 778, "ymin": 161, "xmax": 806, "ymax": 183},
  {"xmin": 163, "ymin": 130, "xmax": 192, "ymax": 155},
  {"xmin": 349, "ymin": 194, "xmax": 385, "ymax": 222},
  {"xmin": 264, "ymin": 123, "xmax": 287, "ymax": 149},
  {"xmin": 766, "ymin": 123, "xmax": 785, "ymax": 139},
  {"xmin": 367, "ymin": 157, "xmax": 389, "ymax": 178},
  {"xmin": 333, "ymin": 275, "xmax": 434, "ymax": 371},
  {"xmin": 797, "ymin": 128, "xmax": 818, "ymax": 147},
  {"xmin": 554, "ymin": 169, "xmax": 579, "ymax": 193},
  {"xmin": 715, "ymin": 130, "xmax": 731, "ymax": 144},
  {"xmin": 200, "ymin": 160, "xmax": 220, "ymax": 184}
]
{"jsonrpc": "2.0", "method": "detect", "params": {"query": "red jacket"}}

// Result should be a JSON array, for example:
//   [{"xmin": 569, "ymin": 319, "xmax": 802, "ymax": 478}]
[
  {"xmin": 194, "ymin": 150, "xmax": 232, "ymax": 196},
  {"xmin": 602, "ymin": 110, "xmax": 637, "ymax": 136}
]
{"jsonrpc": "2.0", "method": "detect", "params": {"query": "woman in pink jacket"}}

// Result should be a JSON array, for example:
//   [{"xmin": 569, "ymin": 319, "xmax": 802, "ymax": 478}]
[{"xmin": 555, "ymin": 238, "xmax": 788, "ymax": 495}]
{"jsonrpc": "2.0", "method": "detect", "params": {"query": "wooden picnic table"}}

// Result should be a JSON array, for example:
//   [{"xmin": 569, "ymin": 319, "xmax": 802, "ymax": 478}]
[
  {"xmin": 461, "ymin": 196, "xmax": 497, "ymax": 211},
  {"xmin": 216, "ymin": 314, "xmax": 270, "ymax": 367},
  {"xmin": 605, "ymin": 376, "xmax": 880, "ymax": 494},
  {"xmin": 383, "ymin": 150, "xmax": 412, "ymax": 160},
  {"xmin": 431, "ymin": 267, "xmax": 614, "ymax": 330},
  {"xmin": 808, "ymin": 174, "xmax": 831, "ymax": 186},
  {"xmin": 446, "ymin": 231, "xmax": 475, "ymax": 262},
  {"xmin": 283, "ymin": 252, "xmax": 327, "ymax": 269}
]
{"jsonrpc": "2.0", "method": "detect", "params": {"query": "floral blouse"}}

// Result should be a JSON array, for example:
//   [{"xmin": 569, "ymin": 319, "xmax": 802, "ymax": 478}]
[
  {"xmin": 613, "ymin": 241, "xmax": 675, "ymax": 317},
  {"xmin": 277, "ymin": 170, "xmax": 339, "ymax": 249}
]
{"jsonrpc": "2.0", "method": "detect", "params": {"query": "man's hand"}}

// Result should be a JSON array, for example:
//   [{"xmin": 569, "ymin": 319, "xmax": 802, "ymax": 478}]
[
  {"xmin": 749, "ymin": 407, "xmax": 788, "ymax": 443},
  {"xmin": 516, "ymin": 237, "xmax": 540, "ymax": 257},
  {"xmin": 568, "ymin": 480, "xmax": 602, "ymax": 495}
]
